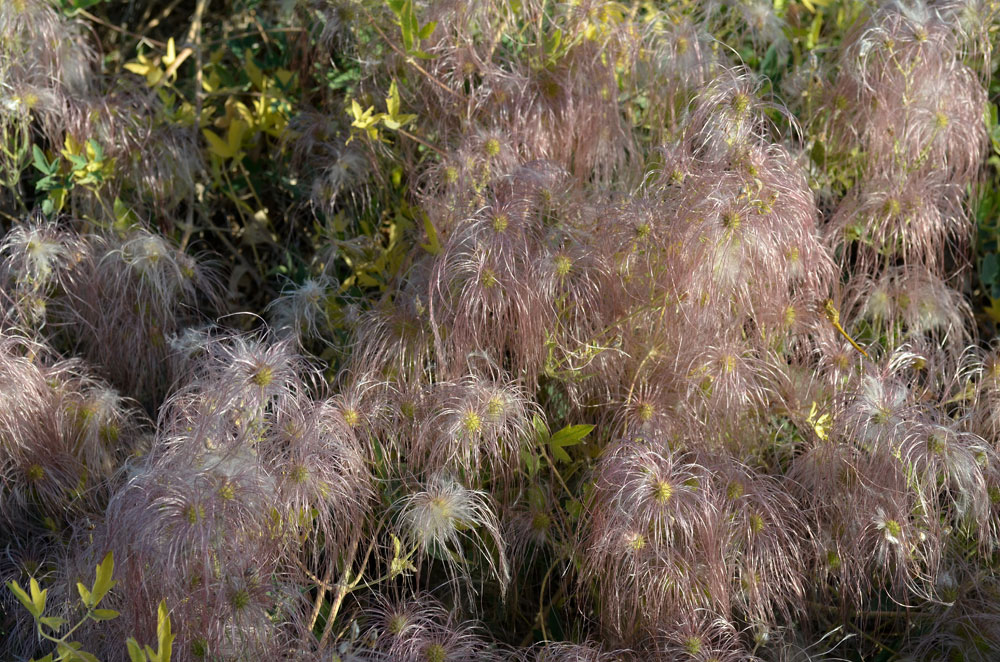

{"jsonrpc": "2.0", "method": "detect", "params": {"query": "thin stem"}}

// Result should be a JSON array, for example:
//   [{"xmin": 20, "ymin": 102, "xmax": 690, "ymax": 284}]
[
  {"xmin": 203, "ymin": 27, "xmax": 306, "ymax": 48},
  {"xmin": 142, "ymin": 0, "xmax": 184, "ymax": 34},
  {"xmin": 153, "ymin": 47, "xmax": 194, "ymax": 88},
  {"xmin": 536, "ymin": 560, "xmax": 557, "ymax": 642},
  {"xmin": 307, "ymin": 562, "xmax": 334, "ymax": 632},
  {"xmin": 182, "ymin": 0, "xmax": 209, "ymax": 252},
  {"xmin": 319, "ymin": 535, "xmax": 361, "ymax": 647},
  {"xmin": 362, "ymin": 9, "xmax": 463, "ymax": 101},
  {"xmin": 207, "ymin": 215, "xmax": 264, "ymax": 287},
  {"xmin": 78, "ymin": 9, "xmax": 166, "ymax": 48},
  {"xmin": 394, "ymin": 127, "xmax": 446, "ymax": 158},
  {"xmin": 625, "ymin": 344, "xmax": 659, "ymax": 406},
  {"xmin": 36, "ymin": 607, "xmax": 92, "ymax": 647},
  {"xmin": 539, "ymin": 444, "xmax": 572, "ymax": 501},
  {"xmin": 238, "ymin": 161, "xmax": 266, "ymax": 213},
  {"xmin": 823, "ymin": 299, "xmax": 870, "ymax": 359}
]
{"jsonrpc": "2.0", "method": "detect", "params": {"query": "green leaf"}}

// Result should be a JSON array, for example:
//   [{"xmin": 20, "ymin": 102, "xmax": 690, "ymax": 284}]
[
  {"xmin": 348, "ymin": 99, "xmax": 384, "ymax": 141},
  {"xmin": 420, "ymin": 213, "xmax": 441, "ymax": 255},
  {"xmin": 62, "ymin": 652, "xmax": 99, "ymax": 662},
  {"xmin": 399, "ymin": 0, "xmax": 416, "ymax": 51},
  {"xmin": 545, "ymin": 28, "xmax": 562, "ymax": 59},
  {"xmin": 386, "ymin": 79, "xmax": 401, "ymax": 118},
  {"xmin": 989, "ymin": 104, "xmax": 1000, "ymax": 153},
  {"xmin": 91, "ymin": 608, "xmax": 120, "ymax": 621},
  {"xmin": 202, "ymin": 129, "xmax": 235, "ymax": 159},
  {"xmin": 77, "ymin": 581, "xmax": 92, "ymax": 607},
  {"xmin": 532, "ymin": 413, "xmax": 549, "ymax": 443},
  {"xmin": 66, "ymin": 154, "xmax": 88, "ymax": 170},
  {"xmin": 36, "ymin": 175, "xmax": 57, "ymax": 191},
  {"xmin": 226, "ymin": 120, "xmax": 247, "ymax": 160},
  {"xmin": 810, "ymin": 139, "xmax": 825, "ymax": 167},
  {"xmin": 245, "ymin": 53, "xmax": 264, "ymax": 90},
  {"xmin": 29, "ymin": 577, "xmax": 47, "ymax": 618},
  {"xmin": 548, "ymin": 424, "xmax": 594, "ymax": 463},
  {"xmin": 126, "ymin": 639, "xmax": 147, "ymax": 662},
  {"xmin": 154, "ymin": 599, "xmax": 173, "ymax": 662},
  {"xmin": 90, "ymin": 552, "xmax": 116, "ymax": 607},
  {"xmin": 48, "ymin": 187, "xmax": 66, "ymax": 213},
  {"xmin": 59, "ymin": 0, "xmax": 103, "ymax": 15},
  {"xmin": 382, "ymin": 114, "xmax": 416, "ymax": 130},
  {"xmin": 32, "ymin": 145, "xmax": 56, "ymax": 175},
  {"xmin": 350, "ymin": 99, "xmax": 363, "ymax": 121},
  {"xmin": 520, "ymin": 446, "xmax": 540, "ymax": 476},
  {"xmin": 983, "ymin": 253, "xmax": 999, "ymax": 285},
  {"xmin": 55, "ymin": 642, "xmax": 82, "ymax": 660},
  {"xmin": 382, "ymin": 80, "xmax": 418, "ymax": 129},
  {"xmin": 39, "ymin": 615, "xmax": 67, "ymax": 629},
  {"xmin": 806, "ymin": 13, "xmax": 823, "ymax": 50},
  {"xmin": 761, "ymin": 43, "xmax": 780, "ymax": 79},
  {"xmin": 8, "ymin": 580, "xmax": 39, "ymax": 618},
  {"xmin": 87, "ymin": 138, "xmax": 103, "ymax": 162},
  {"xmin": 388, "ymin": 534, "xmax": 417, "ymax": 578},
  {"xmin": 405, "ymin": 3, "xmax": 420, "ymax": 51},
  {"xmin": 113, "ymin": 197, "xmax": 138, "ymax": 231},
  {"xmin": 418, "ymin": 21, "xmax": 437, "ymax": 40}
]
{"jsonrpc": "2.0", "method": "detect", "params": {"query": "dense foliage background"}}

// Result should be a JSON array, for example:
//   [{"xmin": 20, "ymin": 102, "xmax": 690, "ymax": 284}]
[{"xmin": 4, "ymin": 0, "xmax": 1000, "ymax": 660}]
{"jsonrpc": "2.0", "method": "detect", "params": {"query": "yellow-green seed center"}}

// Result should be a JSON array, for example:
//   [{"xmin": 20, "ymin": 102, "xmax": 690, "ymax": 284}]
[
  {"xmin": 251, "ymin": 365, "xmax": 274, "ymax": 388},
  {"xmin": 462, "ymin": 410, "xmax": 482, "ymax": 435},
  {"xmin": 653, "ymin": 480, "xmax": 673, "ymax": 504}
]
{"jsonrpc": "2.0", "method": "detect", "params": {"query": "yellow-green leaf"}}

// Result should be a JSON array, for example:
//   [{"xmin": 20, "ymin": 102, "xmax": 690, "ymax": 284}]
[
  {"xmin": 806, "ymin": 401, "xmax": 831, "ymax": 441},
  {"xmin": 418, "ymin": 20, "xmax": 437, "ymax": 40},
  {"xmin": 39, "ymin": 615, "xmax": 67, "ymax": 629},
  {"xmin": 420, "ymin": 213, "xmax": 440, "ymax": 255},
  {"xmin": 60, "ymin": 644, "xmax": 98, "ymax": 662},
  {"xmin": 49, "ymin": 186, "xmax": 67, "ymax": 213},
  {"xmin": 126, "ymin": 638, "xmax": 147, "ymax": 662},
  {"xmin": 77, "ymin": 582, "xmax": 93, "ymax": 607},
  {"xmin": 806, "ymin": 13, "xmax": 822, "ymax": 49},
  {"xmin": 29, "ymin": 577, "xmax": 47, "ymax": 617},
  {"xmin": 987, "ymin": 297, "xmax": 1000, "ymax": 324},
  {"xmin": 801, "ymin": 0, "xmax": 832, "ymax": 12},
  {"xmin": 155, "ymin": 599, "xmax": 173, "ymax": 662},
  {"xmin": 91, "ymin": 608, "xmax": 120, "ymax": 621},
  {"xmin": 164, "ymin": 38, "xmax": 176, "ymax": 66},
  {"xmin": 202, "ymin": 70, "xmax": 221, "ymax": 93},
  {"xmin": 231, "ymin": 100, "xmax": 254, "ymax": 126},
  {"xmin": 274, "ymin": 69, "xmax": 295, "ymax": 88},
  {"xmin": 944, "ymin": 381, "xmax": 976, "ymax": 405},
  {"xmin": 356, "ymin": 272, "xmax": 379, "ymax": 288},
  {"xmin": 245, "ymin": 52, "xmax": 264, "ymax": 90},
  {"xmin": 8, "ymin": 580, "xmax": 38, "ymax": 618},
  {"xmin": 548, "ymin": 424, "xmax": 593, "ymax": 463},
  {"xmin": 90, "ymin": 552, "xmax": 116, "ymax": 607},
  {"xmin": 123, "ymin": 62, "xmax": 153, "ymax": 76},
  {"xmin": 202, "ymin": 129, "xmax": 235, "ymax": 159},
  {"xmin": 386, "ymin": 80, "xmax": 401, "ymax": 118},
  {"xmin": 227, "ymin": 119, "xmax": 248, "ymax": 157}
]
